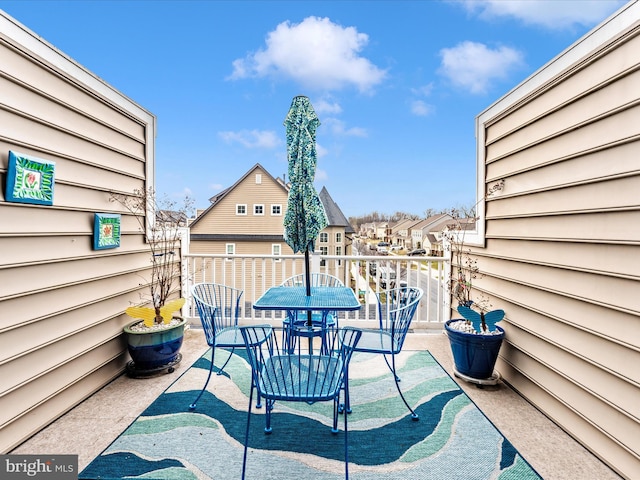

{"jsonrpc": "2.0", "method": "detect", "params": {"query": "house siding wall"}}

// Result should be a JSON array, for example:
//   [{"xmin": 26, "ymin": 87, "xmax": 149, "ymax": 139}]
[
  {"xmin": 190, "ymin": 166, "xmax": 287, "ymax": 236},
  {"xmin": 471, "ymin": 7, "xmax": 640, "ymax": 477},
  {"xmin": 0, "ymin": 13, "xmax": 155, "ymax": 452}
]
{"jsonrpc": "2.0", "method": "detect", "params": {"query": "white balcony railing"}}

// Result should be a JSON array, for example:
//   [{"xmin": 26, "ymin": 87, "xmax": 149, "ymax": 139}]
[{"xmin": 182, "ymin": 252, "xmax": 450, "ymax": 330}]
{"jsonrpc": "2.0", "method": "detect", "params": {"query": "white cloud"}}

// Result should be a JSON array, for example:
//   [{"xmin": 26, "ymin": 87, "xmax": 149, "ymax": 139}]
[
  {"xmin": 218, "ymin": 129, "xmax": 281, "ymax": 148},
  {"xmin": 411, "ymin": 83, "xmax": 435, "ymax": 97},
  {"xmin": 316, "ymin": 143, "xmax": 328, "ymax": 158},
  {"xmin": 209, "ymin": 183, "xmax": 224, "ymax": 191},
  {"xmin": 315, "ymin": 168, "xmax": 328, "ymax": 182},
  {"xmin": 438, "ymin": 41, "xmax": 524, "ymax": 94},
  {"xmin": 411, "ymin": 100, "xmax": 435, "ymax": 116},
  {"xmin": 458, "ymin": 0, "xmax": 625, "ymax": 30},
  {"xmin": 313, "ymin": 98, "xmax": 343, "ymax": 115},
  {"xmin": 228, "ymin": 16, "xmax": 387, "ymax": 93},
  {"xmin": 322, "ymin": 117, "xmax": 367, "ymax": 137}
]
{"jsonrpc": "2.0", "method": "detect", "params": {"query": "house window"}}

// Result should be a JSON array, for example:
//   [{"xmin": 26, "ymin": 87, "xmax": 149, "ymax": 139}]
[
  {"xmin": 225, "ymin": 243, "xmax": 235, "ymax": 261},
  {"xmin": 336, "ymin": 246, "xmax": 342, "ymax": 266},
  {"xmin": 319, "ymin": 246, "xmax": 328, "ymax": 267},
  {"xmin": 336, "ymin": 232, "xmax": 342, "ymax": 243},
  {"xmin": 319, "ymin": 232, "xmax": 328, "ymax": 243},
  {"xmin": 271, "ymin": 204, "xmax": 282, "ymax": 216},
  {"xmin": 255, "ymin": 174, "xmax": 262, "ymax": 184},
  {"xmin": 272, "ymin": 244, "xmax": 281, "ymax": 261},
  {"xmin": 236, "ymin": 204, "xmax": 247, "ymax": 215},
  {"xmin": 254, "ymin": 204, "xmax": 264, "ymax": 215}
]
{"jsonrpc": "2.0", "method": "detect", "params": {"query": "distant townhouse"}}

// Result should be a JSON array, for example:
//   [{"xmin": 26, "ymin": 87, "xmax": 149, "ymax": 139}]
[
  {"xmin": 317, "ymin": 186, "xmax": 355, "ymax": 265},
  {"xmin": 188, "ymin": 163, "xmax": 353, "ymax": 292},
  {"xmin": 389, "ymin": 218, "xmax": 422, "ymax": 249},
  {"xmin": 375, "ymin": 222, "xmax": 390, "ymax": 242},
  {"xmin": 427, "ymin": 217, "xmax": 475, "ymax": 256},
  {"xmin": 359, "ymin": 222, "xmax": 376, "ymax": 239},
  {"xmin": 409, "ymin": 214, "xmax": 454, "ymax": 253}
]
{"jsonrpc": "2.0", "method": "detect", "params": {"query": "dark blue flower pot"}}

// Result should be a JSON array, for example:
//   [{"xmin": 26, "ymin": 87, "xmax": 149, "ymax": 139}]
[
  {"xmin": 124, "ymin": 317, "xmax": 186, "ymax": 371},
  {"xmin": 445, "ymin": 319, "xmax": 504, "ymax": 379}
]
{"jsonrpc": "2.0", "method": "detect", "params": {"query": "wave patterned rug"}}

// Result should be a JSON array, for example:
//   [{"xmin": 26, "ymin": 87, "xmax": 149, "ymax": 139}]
[{"xmin": 80, "ymin": 348, "xmax": 541, "ymax": 479}]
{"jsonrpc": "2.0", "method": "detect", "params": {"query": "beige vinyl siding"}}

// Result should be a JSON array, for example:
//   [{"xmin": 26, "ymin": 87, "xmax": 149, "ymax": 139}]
[
  {"xmin": 0, "ymin": 12, "xmax": 156, "ymax": 453},
  {"xmin": 190, "ymin": 167, "xmax": 287, "ymax": 236},
  {"xmin": 469, "ymin": 6, "xmax": 640, "ymax": 477}
]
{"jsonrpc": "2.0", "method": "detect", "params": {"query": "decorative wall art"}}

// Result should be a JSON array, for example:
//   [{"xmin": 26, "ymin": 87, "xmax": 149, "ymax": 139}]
[
  {"xmin": 93, "ymin": 213, "xmax": 121, "ymax": 250},
  {"xmin": 5, "ymin": 151, "xmax": 56, "ymax": 205}
]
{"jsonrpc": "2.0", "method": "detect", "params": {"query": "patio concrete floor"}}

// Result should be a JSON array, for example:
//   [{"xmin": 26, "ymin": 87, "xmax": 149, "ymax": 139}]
[{"xmin": 11, "ymin": 327, "xmax": 622, "ymax": 479}]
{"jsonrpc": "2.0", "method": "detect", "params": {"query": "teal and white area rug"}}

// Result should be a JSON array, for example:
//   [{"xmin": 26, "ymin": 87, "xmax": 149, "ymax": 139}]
[{"xmin": 80, "ymin": 348, "xmax": 542, "ymax": 479}]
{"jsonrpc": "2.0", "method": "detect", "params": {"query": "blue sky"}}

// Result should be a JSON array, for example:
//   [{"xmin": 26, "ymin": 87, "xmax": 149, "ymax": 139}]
[{"xmin": 1, "ymin": 0, "xmax": 628, "ymax": 217}]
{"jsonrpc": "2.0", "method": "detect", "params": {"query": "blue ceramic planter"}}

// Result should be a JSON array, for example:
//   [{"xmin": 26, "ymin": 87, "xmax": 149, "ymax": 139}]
[
  {"xmin": 124, "ymin": 317, "xmax": 186, "ymax": 370},
  {"xmin": 445, "ymin": 319, "xmax": 504, "ymax": 379}
]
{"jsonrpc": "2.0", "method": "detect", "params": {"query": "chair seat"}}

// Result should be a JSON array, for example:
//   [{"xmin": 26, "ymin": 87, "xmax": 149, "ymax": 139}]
[
  {"xmin": 215, "ymin": 326, "xmax": 244, "ymax": 348},
  {"xmin": 260, "ymin": 355, "xmax": 343, "ymax": 401},
  {"xmin": 353, "ymin": 329, "xmax": 396, "ymax": 354}
]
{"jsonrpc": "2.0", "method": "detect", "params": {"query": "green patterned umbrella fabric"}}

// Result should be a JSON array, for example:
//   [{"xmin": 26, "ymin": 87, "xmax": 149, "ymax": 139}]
[{"xmin": 283, "ymin": 95, "xmax": 328, "ymax": 255}]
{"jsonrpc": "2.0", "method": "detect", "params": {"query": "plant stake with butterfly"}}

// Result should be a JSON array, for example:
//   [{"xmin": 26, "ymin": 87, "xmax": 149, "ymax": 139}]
[{"xmin": 110, "ymin": 188, "xmax": 194, "ymax": 377}]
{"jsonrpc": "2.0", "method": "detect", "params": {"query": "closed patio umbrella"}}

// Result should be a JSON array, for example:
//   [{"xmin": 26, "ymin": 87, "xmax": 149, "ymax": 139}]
[{"xmin": 283, "ymin": 95, "xmax": 328, "ymax": 324}]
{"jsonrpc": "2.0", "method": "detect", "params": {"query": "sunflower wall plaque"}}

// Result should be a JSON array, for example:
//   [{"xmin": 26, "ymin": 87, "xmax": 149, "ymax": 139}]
[
  {"xmin": 5, "ymin": 151, "xmax": 56, "ymax": 205},
  {"xmin": 93, "ymin": 213, "xmax": 121, "ymax": 250}
]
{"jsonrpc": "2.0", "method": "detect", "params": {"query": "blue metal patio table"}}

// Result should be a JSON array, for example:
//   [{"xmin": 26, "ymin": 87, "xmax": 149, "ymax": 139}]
[{"xmin": 253, "ymin": 286, "xmax": 361, "ymax": 353}]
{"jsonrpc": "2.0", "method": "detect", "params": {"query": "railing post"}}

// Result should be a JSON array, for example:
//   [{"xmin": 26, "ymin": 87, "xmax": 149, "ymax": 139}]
[
  {"xmin": 179, "ymin": 227, "xmax": 192, "ymax": 318},
  {"xmin": 311, "ymin": 251, "xmax": 321, "ymax": 274},
  {"xmin": 443, "ymin": 237, "xmax": 452, "ymax": 323}
]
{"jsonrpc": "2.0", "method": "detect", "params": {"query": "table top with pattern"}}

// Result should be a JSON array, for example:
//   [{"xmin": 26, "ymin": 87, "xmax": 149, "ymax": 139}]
[{"xmin": 253, "ymin": 286, "xmax": 361, "ymax": 312}]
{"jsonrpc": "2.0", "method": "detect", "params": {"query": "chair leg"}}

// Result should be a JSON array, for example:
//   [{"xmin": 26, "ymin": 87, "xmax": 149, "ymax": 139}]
[
  {"xmin": 340, "ymin": 365, "xmax": 352, "ymax": 414},
  {"xmin": 344, "ymin": 394, "xmax": 350, "ymax": 479},
  {"xmin": 388, "ymin": 354, "xmax": 419, "ymax": 420},
  {"xmin": 242, "ymin": 380, "xmax": 255, "ymax": 480},
  {"xmin": 189, "ymin": 346, "xmax": 216, "ymax": 410},
  {"xmin": 264, "ymin": 399, "xmax": 274, "ymax": 434},
  {"xmin": 382, "ymin": 354, "xmax": 399, "ymax": 381},
  {"xmin": 216, "ymin": 347, "xmax": 235, "ymax": 374}
]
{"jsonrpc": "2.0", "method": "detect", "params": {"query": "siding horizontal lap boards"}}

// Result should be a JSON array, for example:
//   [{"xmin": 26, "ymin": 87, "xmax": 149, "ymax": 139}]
[{"xmin": 475, "ymin": 10, "xmax": 640, "ymax": 476}]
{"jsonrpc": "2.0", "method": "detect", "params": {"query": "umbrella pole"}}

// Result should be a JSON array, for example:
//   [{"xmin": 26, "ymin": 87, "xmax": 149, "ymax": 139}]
[{"xmin": 305, "ymin": 249, "xmax": 312, "ymax": 327}]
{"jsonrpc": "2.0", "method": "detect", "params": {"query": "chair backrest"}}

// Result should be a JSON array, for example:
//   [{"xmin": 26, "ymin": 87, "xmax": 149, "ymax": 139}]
[
  {"xmin": 377, "ymin": 287, "xmax": 423, "ymax": 353},
  {"xmin": 241, "ymin": 325, "xmax": 361, "ymax": 402},
  {"xmin": 191, "ymin": 283, "xmax": 243, "ymax": 345},
  {"xmin": 281, "ymin": 273, "xmax": 344, "ymax": 288}
]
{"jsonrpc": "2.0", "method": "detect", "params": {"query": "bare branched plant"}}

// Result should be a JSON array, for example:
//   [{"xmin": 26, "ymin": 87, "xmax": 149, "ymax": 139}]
[
  {"xmin": 445, "ymin": 179, "xmax": 504, "ymax": 317},
  {"xmin": 110, "ymin": 188, "xmax": 194, "ymax": 324}
]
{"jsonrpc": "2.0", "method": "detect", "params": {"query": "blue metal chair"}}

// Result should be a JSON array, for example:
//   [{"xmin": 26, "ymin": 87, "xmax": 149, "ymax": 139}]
[
  {"xmin": 345, "ymin": 286, "xmax": 424, "ymax": 419},
  {"xmin": 240, "ymin": 324, "xmax": 362, "ymax": 480},
  {"xmin": 189, "ymin": 283, "xmax": 248, "ymax": 410},
  {"xmin": 281, "ymin": 273, "xmax": 344, "ymax": 352}
]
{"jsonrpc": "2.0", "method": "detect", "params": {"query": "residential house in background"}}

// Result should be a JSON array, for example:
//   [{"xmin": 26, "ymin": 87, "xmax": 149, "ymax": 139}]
[
  {"xmin": 409, "ymin": 214, "xmax": 453, "ymax": 252},
  {"xmin": 188, "ymin": 164, "xmax": 352, "ymax": 298},
  {"xmin": 317, "ymin": 186, "xmax": 355, "ymax": 264},
  {"xmin": 358, "ymin": 222, "xmax": 375, "ymax": 239},
  {"xmin": 375, "ymin": 222, "xmax": 390, "ymax": 242},
  {"xmin": 389, "ymin": 218, "xmax": 420, "ymax": 249}
]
